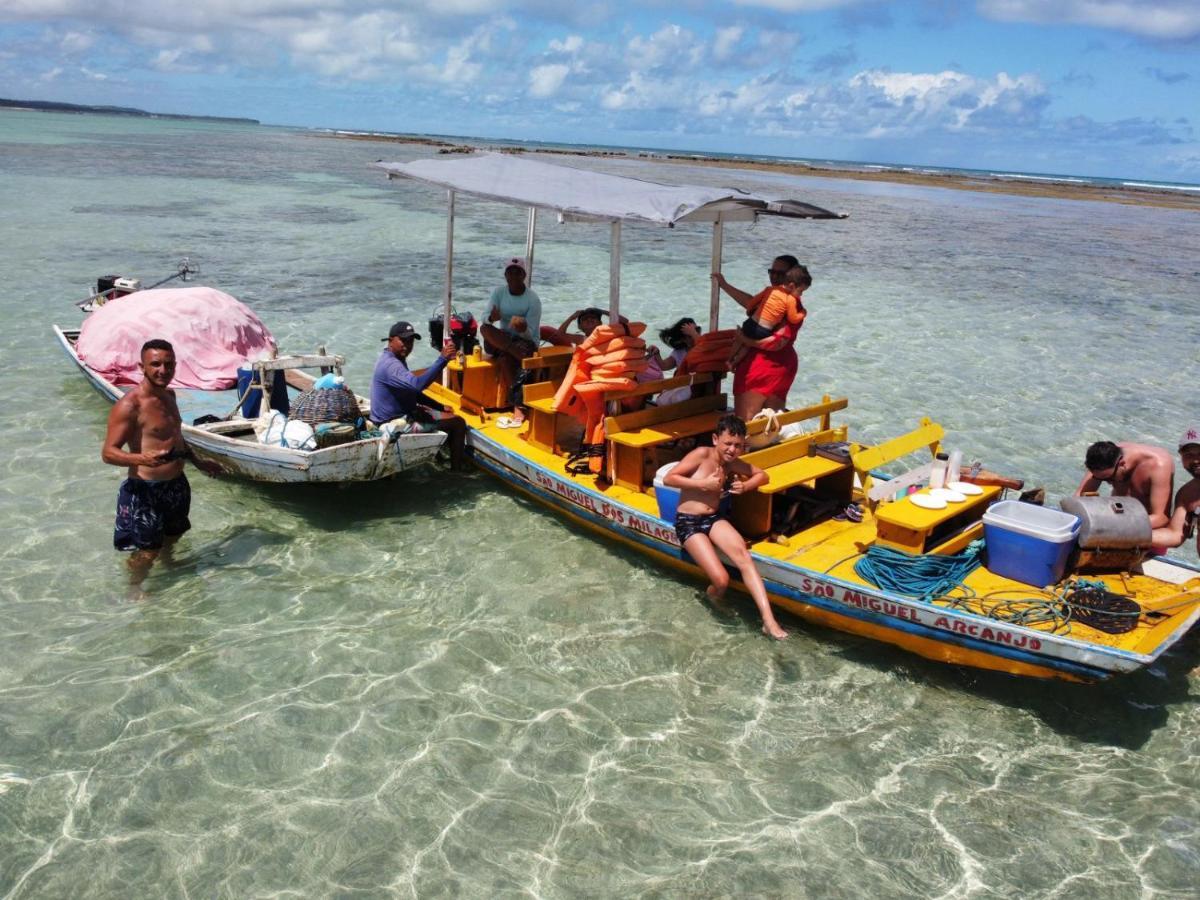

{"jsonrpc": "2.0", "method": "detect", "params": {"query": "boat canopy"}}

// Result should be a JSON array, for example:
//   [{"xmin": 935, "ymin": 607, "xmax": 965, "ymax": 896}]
[{"xmin": 374, "ymin": 152, "xmax": 845, "ymax": 225}]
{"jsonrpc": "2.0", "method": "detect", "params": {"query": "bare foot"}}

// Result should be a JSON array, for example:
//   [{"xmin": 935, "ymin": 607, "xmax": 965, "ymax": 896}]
[
  {"xmin": 706, "ymin": 584, "xmax": 725, "ymax": 601},
  {"xmin": 762, "ymin": 622, "xmax": 789, "ymax": 640}
]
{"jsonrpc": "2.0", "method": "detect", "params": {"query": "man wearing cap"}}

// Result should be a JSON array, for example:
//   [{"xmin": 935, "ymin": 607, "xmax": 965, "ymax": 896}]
[
  {"xmin": 369, "ymin": 321, "xmax": 466, "ymax": 469},
  {"xmin": 480, "ymin": 256, "xmax": 542, "ymax": 423},
  {"xmin": 1150, "ymin": 429, "xmax": 1200, "ymax": 554},
  {"xmin": 1076, "ymin": 440, "xmax": 1175, "ymax": 528}
]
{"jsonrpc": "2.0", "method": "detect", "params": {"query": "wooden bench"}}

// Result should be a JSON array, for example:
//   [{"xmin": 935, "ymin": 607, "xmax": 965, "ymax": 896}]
[
  {"xmin": 850, "ymin": 418, "xmax": 944, "ymax": 513},
  {"xmin": 521, "ymin": 344, "xmax": 574, "ymax": 374},
  {"xmin": 605, "ymin": 395, "xmax": 850, "ymax": 492},
  {"xmin": 873, "ymin": 484, "xmax": 1001, "ymax": 554},
  {"xmin": 604, "ymin": 394, "xmax": 730, "ymax": 489},
  {"xmin": 524, "ymin": 380, "xmax": 565, "ymax": 452},
  {"xmin": 847, "ymin": 417, "xmax": 995, "ymax": 554},
  {"xmin": 729, "ymin": 425, "xmax": 853, "ymax": 537},
  {"xmin": 447, "ymin": 344, "xmax": 574, "ymax": 410},
  {"xmin": 522, "ymin": 373, "xmax": 720, "ymax": 455}
]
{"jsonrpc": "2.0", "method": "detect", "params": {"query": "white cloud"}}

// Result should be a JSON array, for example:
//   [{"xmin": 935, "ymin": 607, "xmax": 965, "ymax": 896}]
[
  {"xmin": 58, "ymin": 30, "xmax": 93, "ymax": 53},
  {"xmin": 730, "ymin": 0, "xmax": 870, "ymax": 10},
  {"xmin": 151, "ymin": 48, "xmax": 198, "ymax": 72},
  {"xmin": 712, "ymin": 26, "xmax": 744, "ymax": 62},
  {"xmin": 626, "ymin": 24, "xmax": 706, "ymax": 72},
  {"xmin": 548, "ymin": 34, "xmax": 583, "ymax": 53},
  {"xmin": 847, "ymin": 68, "xmax": 1048, "ymax": 133},
  {"xmin": 529, "ymin": 62, "xmax": 568, "ymax": 97},
  {"xmin": 978, "ymin": 0, "xmax": 1200, "ymax": 40}
]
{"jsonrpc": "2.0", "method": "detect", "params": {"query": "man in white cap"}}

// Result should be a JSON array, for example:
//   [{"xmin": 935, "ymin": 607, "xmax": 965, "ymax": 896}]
[
  {"xmin": 480, "ymin": 256, "xmax": 541, "ymax": 426},
  {"xmin": 1151, "ymin": 428, "xmax": 1200, "ymax": 554}
]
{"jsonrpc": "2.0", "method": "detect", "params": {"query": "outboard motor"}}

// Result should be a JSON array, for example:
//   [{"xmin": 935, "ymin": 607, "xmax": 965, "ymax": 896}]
[
  {"xmin": 428, "ymin": 307, "xmax": 479, "ymax": 354},
  {"xmin": 1059, "ymin": 496, "xmax": 1153, "ymax": 571},
  {"xmin": 95, "ymin": 275, "xmax": 142, "ymax": 304}
]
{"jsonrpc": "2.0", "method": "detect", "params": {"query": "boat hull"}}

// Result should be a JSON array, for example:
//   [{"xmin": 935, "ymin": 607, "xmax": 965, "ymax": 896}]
[
  {"xmin": 467, "ymin": 431, "xmax": 1198, "ymax": 683},
  {"xmin": 54, "ymin": 326, "xmax": 445, "ymax": 483}
]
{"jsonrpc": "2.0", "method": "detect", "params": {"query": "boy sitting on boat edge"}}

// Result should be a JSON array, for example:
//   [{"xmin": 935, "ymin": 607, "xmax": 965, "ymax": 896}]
[{"xmin": 665, "ymin": 414, "xmax": 789, "ymax": 640}]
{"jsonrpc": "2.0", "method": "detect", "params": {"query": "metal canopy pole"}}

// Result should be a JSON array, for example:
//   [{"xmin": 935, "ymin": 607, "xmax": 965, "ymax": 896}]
[
  {"xmin": 609, "ymin": 221, "xmax": 621, "ymax": 319},
  {"xmin": 525, "ymin": 208, "xmax": 537, "ymax": 285},
  {"xmin": 443, "ymin": 189, "xmax": 455, "ymax": 385},
  {"xmin": 709, "ymin": 218, "xmax": 724, "ymax": 332}
]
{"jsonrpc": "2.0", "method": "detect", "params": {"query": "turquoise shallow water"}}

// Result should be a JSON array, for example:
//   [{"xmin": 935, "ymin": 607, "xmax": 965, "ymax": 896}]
[{"xmin": 1, "ymin": 110, "xmax": 1199, "ymax": 897}]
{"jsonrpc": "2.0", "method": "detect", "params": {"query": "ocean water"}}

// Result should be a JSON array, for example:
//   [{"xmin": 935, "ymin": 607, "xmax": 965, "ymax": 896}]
[{"xmin": 1, "ymin": 109, "xmax": 1199, "ymax": 898}]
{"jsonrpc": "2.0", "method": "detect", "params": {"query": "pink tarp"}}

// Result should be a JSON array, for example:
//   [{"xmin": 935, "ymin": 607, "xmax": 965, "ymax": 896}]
[{"xmin": 77, "ymin": 287, "xmax": 276, "ymax": 389}]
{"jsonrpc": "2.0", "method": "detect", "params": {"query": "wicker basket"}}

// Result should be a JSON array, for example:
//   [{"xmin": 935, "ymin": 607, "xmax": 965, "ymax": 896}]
[{"xmin": 290, "ymin": 385, "xmax": 361, "ymax": 426}]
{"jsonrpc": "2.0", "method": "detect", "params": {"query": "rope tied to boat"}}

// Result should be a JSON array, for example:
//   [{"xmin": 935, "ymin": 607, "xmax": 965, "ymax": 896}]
[
  {"xmin": 853, "ymin": 541, "xmax": 985, "ymax": 602},
  {"xmin": 937, "ymin": 578, "xmax": 1142, "ymax": 635},
  {"xmin": 852, "ymin": 546, "xmax": 1145, "ymax": 634}
]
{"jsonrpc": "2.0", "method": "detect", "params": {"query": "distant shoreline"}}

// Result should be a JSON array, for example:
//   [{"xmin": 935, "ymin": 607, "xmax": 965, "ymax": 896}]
[
  {"xmin": 324, "ymin": 131, "xmax": 1200, "ymax": 212},
  {"xmin": 0, "ymin": 98, "xmax": 258, "ymax": 126}
]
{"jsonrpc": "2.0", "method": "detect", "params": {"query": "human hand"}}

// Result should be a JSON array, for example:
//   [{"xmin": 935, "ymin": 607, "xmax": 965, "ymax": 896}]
[
  {"xmin": 697, "ymin": 469, "xmax": 723, "ymax": 492},
  {"xmin": 142, "ymin": 448, "xmax": 174, "ymax": 467},
  {"xmin": 440, "ymin": 341, "xmax": 457, "ymax": 359},
  {"xmin": 728, "ymin": 476, "xmax": 747, "ymax": 495},
  {"xmin": 711, "ymin": 273, "xmax": 728, "ymax": 289},
  {"xmin": 510, "ymin": 315, "xmax": 527, "ymax": 332}
]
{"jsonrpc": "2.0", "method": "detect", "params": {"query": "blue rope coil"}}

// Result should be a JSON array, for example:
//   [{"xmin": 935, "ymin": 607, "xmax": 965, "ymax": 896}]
[{"xmin": 854, "ymin": 541, "xmax": 985, "ymax": 601}]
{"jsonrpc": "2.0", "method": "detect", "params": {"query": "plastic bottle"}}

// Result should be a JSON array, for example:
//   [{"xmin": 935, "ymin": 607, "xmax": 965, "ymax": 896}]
[
  {"xmin": 946, "ymin": 449, "xmax": 963, "ymax": 484},
  {"xmin": 930, "ymin": 452, "xmax": 949, "ymax": 490}
]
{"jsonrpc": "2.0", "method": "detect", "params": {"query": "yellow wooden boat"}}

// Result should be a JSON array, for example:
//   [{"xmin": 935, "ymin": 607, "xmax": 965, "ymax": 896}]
[{"xmin": 377, "ymin": 152, "xmax": 1200, "ymax": 682}]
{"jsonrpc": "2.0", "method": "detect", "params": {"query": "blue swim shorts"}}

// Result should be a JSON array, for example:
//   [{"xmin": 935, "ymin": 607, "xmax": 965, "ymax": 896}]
[{"xmin": 114, "ymin": 475, "xmax": 192, "ymax": 551}]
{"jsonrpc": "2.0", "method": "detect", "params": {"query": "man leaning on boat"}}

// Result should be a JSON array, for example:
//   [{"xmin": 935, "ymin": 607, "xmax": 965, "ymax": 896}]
[
  {"xmin": 101, "ymin": 338, "xmax": 221, "ymax": 582},
  {"xmin": 1077, "ymin": 440, "xmax": 1175, "ymax": 528},
  {"xmin": 369, "ymin": 321, "xmax": 467, "ymax": 469}
]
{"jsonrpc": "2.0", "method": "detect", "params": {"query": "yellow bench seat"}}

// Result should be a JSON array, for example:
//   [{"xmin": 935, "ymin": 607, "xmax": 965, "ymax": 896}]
[
  {"xmin": 606, "ymin": 411, "xmax": 725, "ymax": 448},
  {"xmin": 757, "ymin": 455, "xmax": 849, "ymax": 494}
]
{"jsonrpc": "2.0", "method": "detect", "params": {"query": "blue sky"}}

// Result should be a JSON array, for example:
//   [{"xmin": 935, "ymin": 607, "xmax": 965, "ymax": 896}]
[{"xmin": 1, "ymin": 1, "xmax": 1197, "ymax": 181}]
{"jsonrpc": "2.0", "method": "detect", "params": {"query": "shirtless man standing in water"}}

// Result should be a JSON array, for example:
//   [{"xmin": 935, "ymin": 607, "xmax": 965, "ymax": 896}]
[
  {"xmin": 665, "ymin": 414, "xmax": 788, "ymax": 640},
  {"xmin": 1076, "ymin": 440, "xmax": 1175, "ymax": 528},
  {"xmin": 101, "ymin": 339, "xmax": 220, "ymax": 582}
]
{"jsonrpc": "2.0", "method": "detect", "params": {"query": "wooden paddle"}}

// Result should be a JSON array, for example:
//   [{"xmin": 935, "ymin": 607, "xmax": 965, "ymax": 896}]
[{"xmin": 959, "ymin": 468, "xmax": 1025, "ymax": 490}]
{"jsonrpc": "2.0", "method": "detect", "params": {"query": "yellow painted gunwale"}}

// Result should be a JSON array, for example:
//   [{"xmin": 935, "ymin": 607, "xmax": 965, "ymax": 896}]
[{"xmin": 428, "ymin": 379, "xmax": 1200, "ymax": 681}]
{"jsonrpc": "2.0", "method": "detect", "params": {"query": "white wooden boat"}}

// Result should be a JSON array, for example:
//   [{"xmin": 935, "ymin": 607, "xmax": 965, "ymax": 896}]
[{"xmin": 54, "ymin": 326, "xmax": 446, "ymax": 483}]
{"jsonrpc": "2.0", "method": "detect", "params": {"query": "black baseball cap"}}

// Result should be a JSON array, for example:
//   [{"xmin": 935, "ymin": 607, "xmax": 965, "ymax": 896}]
[{"xmin": 383, "ymin": 321, "xmax": 421, "ymax": 342}]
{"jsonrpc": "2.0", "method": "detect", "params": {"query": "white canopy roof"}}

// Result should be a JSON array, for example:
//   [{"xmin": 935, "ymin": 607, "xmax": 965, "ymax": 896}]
[{"xmin": 375, "ymin": 152, "xmax": 844, "ymax": 225}]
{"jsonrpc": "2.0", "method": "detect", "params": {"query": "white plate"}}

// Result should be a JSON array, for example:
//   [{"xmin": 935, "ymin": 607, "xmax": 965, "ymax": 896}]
[
  {"xmin": 930, "ymin": 487, "xmax": 966, "ymax": 503},
  {"xmin": 910, "ymin": 493, "xmax": 947, "ymax": 510},
  {"xmin": 947, "ymin": 481, "xmax": 983, "ymax": 495}
]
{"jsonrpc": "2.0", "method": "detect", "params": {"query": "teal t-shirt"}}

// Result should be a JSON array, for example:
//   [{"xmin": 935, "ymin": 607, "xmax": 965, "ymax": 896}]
[{"xmin": 487, "ymin": 285, "xmax": 541, "ymax": 343}]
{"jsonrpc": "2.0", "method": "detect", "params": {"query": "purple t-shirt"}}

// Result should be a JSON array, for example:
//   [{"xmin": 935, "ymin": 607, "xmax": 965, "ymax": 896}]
[{"xmin": 369, "ymin": 350, "xmax": 447, "ymax": 424}]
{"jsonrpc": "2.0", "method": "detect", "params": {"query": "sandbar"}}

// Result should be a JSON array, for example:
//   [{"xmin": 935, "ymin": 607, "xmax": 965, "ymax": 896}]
[{"xmin": 325, "ymin": 131, "xmax": 1200, "ymax": 212}]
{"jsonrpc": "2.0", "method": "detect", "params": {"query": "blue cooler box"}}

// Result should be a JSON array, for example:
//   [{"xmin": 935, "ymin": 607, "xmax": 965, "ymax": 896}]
[
  {"xmin": 653, "ymin": 462, "xmax": 680, "ymax": 522},
  {"xmin": 983, "ymin": 501, "xmax": 1080, "ymax": 587}
]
